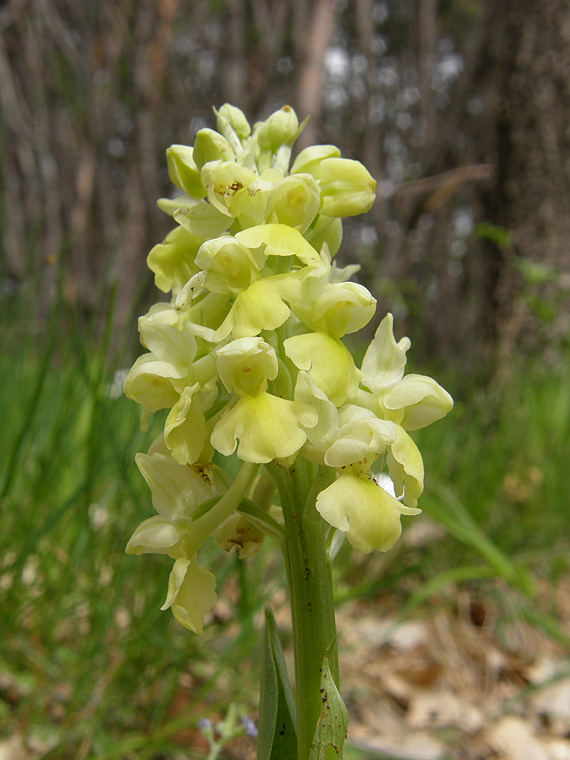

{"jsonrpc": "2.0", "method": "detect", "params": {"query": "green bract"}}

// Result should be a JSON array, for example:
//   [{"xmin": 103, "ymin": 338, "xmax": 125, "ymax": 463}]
[{"xmin": 125, "ymin": 103, "xmax": 453, "ymax": 633}]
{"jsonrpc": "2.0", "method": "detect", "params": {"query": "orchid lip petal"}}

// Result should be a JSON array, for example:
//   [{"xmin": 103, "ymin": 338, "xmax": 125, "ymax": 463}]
[
  {"xmin": 316, "ymin": 473, "xmax": 403, "ymax": 554},
  {"xmin": 211, "ymin": 392, "xmax": 317, "ymax": 463}
]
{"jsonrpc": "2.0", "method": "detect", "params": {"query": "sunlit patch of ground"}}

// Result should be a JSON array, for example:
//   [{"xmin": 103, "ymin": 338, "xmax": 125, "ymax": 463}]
[{"xmin": 338, "ymin": 578, "xmax": 570, "ymax": 760}]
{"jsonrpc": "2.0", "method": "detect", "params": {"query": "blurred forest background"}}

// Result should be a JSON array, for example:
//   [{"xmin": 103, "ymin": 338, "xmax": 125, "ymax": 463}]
[
  {"xmin": 2, "ymin": 2, "xmax": 570, "ymax": 759},
  {"xmin": 2, "ymin": 0, "xmax": 570, "ymax": 366}
]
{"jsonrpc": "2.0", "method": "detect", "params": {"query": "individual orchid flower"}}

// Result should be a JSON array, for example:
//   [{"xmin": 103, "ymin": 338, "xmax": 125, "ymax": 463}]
[
  {"xmin": 210, "ymin": 225, "xmax": 321, "ymax": 340},
  {"xmin": 195, "ymin": 236, "xmax": 264, "ymax": 295},
  {"xmin": 318, "ymin": 157, "xmax": 378, "ymax": 217},
  {"xmin": 123, "ymin": 306, "xmax": 200, "ymax": 428},
  {"xmin": 292, "ymin": 279, "xmax": 376, "ymax": 339},
  {"xmin": 265, "ymin": 173, "xmax": 321, "ymax": 233},
  {"xmin": 229, "ymin": 168, "xmax": 283, "ymax": 226},
  {"xmin": 284, "ymin": 331, "xmax": 362, "ymax": 407},
  {"xmin": 126, "ymin": 439, "xmax": 262, "ymax": 633},
  {"xmin": 146, "ymin": 225, "xmax": 202, "ymax": 295},
  {"xmin": 291, "ymin": 145, "xmax": 377, "ymax": 217},
  {"xmin": 314, "ymin": 282, "xmax": 376, "ymax": 336},
  {"xmin": 213, "ymin": 512, "xmax": 266, "ymax": 558},
  {"xmin": 211, "ymin": 337, "xmax": 317, "ymax": 463},
  {"xmin": 316, "ymin": 473, "xmax": 412, "ymax": 554},
  {"xmin": 125, "ymin": 445, "xmax": 217, "ymax": 559},
  {"xmin": 356, "ymin": 313, "xmax": 454, "ymax": 430},
  {"xmin": 316, "ymin": 411, "xmax": 421, "ymax": 552},
  {"xmin": 200, "ymin": 160, "xmax": 260, "ymax": 218},
  {"xmin": 136, "ymin": 308, "xmax": 219, "ymax": 467},
  {"xmin": 125, "ymin": 447, "xmax": 220, "ymax": 633},
  {"xmin": 123, "ymin": 299, "xmax": 219, "ymax": 451}
]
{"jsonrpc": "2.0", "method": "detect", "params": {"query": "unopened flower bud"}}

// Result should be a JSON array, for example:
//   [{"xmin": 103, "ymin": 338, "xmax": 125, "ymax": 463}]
[
  {"xmin": 319, "ymin": 158, "xmax": 377, "ymax": 217},
  {"xmin": 256, "ymin": 106, "xmax": 299, "ymax": 151},
  {"xmin": 193, "ymin": 128, "xmax": 235, "ymax": 171},
  {"xmin": 290, "ymin": 144, "xmax": 341, "ymax": 178},
  {"xmin": 166, "ymin": 145, "xmax": 206, "ymax": 199},
  {"xmin": 216, "ymin": 103, "xmax": 251, "ymax": 142},
  {"xmin": 147, "ymin": 225, "xmax": 201, "ymax": 294}
]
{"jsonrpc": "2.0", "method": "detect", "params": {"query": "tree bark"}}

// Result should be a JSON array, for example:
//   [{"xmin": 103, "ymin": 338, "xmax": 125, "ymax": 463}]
[
  {"xmin": 295, "ymin": 0, "xmax": 338, "ymax": 147},
  {"xmin": 479, "ymin": 0, "xmax": 570, "ymax": 355}
]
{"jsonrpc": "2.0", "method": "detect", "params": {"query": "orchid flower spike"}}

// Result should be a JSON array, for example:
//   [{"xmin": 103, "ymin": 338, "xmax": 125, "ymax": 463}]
[{"xmin": 124, "ymin": 103, "xmax": 453, "ymax": 632}]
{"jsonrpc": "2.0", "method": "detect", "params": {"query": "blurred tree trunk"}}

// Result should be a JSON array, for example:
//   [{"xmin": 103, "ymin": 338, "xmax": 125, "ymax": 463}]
[
  {"xmin": 224, "ymin": 0, "xmax": 248, "ymax": 107},
  {"xmin": 412, "ymin": 0, "xmax": 438, "ymax": 155},
  {"xmin": 295, "ymin": 0, "xmax": 338, "ymax": 148},
  {"xmin": 354, "ymin": 0, "xmax": 383, "ymax": 184},
  {"xmin": 3, "ymin": 0, "xmax": 568, "ymax": 366},
  {"xmin": 478, "ymin": 0, "xmax": 570, "ymax": 356}
]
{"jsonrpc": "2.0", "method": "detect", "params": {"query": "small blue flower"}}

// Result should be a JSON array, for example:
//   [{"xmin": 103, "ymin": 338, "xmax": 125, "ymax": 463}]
[
  {"xmin": 242, "ymin": 714, "xmax": 258, "ymax": 738},
  {"xmin": 199, "ymin": 717, "xmax": 213, "ymax": 732}
]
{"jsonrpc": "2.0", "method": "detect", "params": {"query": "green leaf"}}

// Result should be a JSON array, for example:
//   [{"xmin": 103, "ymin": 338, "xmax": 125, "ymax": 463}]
[
  {"xmin": 474, "ymin": 222, "xmax": 511, "ymax": 249},
  {"xmin": 309, "ymin": 652, "xmax": 349, "ymax": 760},
  {"xmin": 257, "ymin": 607, "xmax": 298, "ymax": 760},
  {"xmin": 514, "ymin": 256, "xmax": 558, "ymax": 286}
]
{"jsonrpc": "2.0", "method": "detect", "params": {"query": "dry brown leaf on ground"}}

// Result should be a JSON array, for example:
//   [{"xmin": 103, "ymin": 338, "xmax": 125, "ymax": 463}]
[
  {"xmin": 487, "ymin": 716, "xmax": 555, "ymax": 760},
  {"xmin": 0, "ymin": 736, "xmax": 28, "ymax": 760},
  {"xmin": 526, "ymin": 658, "xmax": 570, "ymax": 735},
  {"xmin": 349, "ymin": 720, "xmax": 444, "ymax": 760},
  {"xmin": 406, "ymin": 689, "xmax": 485, "ymax": 733}
]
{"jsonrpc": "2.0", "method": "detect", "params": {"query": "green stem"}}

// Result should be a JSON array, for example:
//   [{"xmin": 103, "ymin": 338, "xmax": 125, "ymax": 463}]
[
  {"xmin": 270, "ymin": 458, "xmax": 338, "ymax": 760},
  {"xmin": 186, "ymin": 461, "xmax": 259, "ymax": 556}
]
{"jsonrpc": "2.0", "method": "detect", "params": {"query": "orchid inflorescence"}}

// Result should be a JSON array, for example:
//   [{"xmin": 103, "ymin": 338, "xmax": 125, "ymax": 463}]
[{"xmin": 123, "ymin": 104, "xmax": 453, "ymax": 635}]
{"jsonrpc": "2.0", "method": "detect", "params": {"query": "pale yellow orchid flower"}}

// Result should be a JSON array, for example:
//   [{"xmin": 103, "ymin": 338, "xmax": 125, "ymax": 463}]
[
  {"xmin": 316, "ymin": 473, "xmax": 415, "ymax": 553},
  {"xmin": 162, "ymin": 557, "xmax": 217, "ymax": 635},
  {"xmin": 211, "ymin": 338, "xmax": 317, "ymax": 463},
  {"xmin": 357, "ymin": 313, "xmax": 454, "ymax": 430}
]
